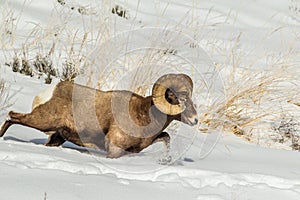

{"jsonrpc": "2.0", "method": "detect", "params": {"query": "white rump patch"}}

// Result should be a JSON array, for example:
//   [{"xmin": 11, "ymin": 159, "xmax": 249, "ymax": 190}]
[{"xmin": 32, "ymin": 84, "xmax": 56, "ymax": 110}]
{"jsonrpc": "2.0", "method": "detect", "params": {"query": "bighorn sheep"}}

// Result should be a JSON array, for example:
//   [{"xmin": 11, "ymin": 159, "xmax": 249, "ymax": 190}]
[{"xmin": 0, "ymin": 74, "xmax": 198, "ymax": 159}]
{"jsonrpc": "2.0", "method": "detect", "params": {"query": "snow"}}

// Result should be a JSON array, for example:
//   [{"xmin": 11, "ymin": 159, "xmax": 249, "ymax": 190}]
[{"xmin": 1, "ymin": 0, "xmax": 300, "ymax": 199}]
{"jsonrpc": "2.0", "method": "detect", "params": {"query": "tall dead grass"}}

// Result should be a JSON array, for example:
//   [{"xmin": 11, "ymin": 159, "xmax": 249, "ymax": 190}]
[
  {"xmin": 0, "ymin": 0, "xmax": 115, "ymax": 83},
  {"xmin": 0, "ymin": 79, "xmax": 12, "ymax": 115},
  {"xmin": 197, "ymin": 25, "xmax": 300, "ymax": 149}
]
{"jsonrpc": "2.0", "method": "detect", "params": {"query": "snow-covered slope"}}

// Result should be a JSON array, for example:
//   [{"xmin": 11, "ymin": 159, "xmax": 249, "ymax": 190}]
[{"xmin": 0, "ymin": 0, "xmax": 300, "ymax": 199}]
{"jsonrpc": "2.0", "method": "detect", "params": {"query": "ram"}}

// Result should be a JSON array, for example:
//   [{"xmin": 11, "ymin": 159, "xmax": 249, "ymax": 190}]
[{"xmin": 0, "ymin": 74, "xmax": 198, "ymax": 159}]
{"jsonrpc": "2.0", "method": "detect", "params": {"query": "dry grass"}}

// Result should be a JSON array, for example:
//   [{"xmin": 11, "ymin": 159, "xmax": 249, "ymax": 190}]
[
  {"xmin": 196, "ymin": 24, "xmax": 300, "ymax": 148},
  {"xmin": 200, "ymin": 66, "xmax": 297, "ymax": 131},
  {"xmin": 0, "ymin": 79, "xmax": 12, "ymax": 115},
  {"xmin": 0, "ymin": 0, "xmax": 115, "ymax": 84}
]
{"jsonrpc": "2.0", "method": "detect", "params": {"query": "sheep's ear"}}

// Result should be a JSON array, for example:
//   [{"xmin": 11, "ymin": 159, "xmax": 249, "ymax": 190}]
[{"xmin": 177, "ymin": 91, "xmax": 188, "ymax": 103}]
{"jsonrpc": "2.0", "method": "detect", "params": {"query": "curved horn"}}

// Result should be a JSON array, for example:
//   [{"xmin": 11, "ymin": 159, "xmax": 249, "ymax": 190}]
[{"xmin": 152, "ymin": 74, "xmax": 193, "ymax": 115}]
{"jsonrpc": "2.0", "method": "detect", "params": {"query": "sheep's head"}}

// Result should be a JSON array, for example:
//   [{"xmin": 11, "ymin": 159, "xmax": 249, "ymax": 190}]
[{"xmin": 152, "ymin": 74, "xmax": 198, "ymax": 126}]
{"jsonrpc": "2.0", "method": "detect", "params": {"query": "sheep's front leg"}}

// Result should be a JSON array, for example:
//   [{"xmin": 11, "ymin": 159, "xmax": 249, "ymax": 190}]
[
  {"xmin": 105, "ymin": 139, "xmax": 126, "ymax": 158},
  {"xmin": 105, "ymin": 131, "xmax": 126, "ymax": 158},
  {"xmin": 153, "ymin": 132, "xmax": 172, "ymax": 165}
]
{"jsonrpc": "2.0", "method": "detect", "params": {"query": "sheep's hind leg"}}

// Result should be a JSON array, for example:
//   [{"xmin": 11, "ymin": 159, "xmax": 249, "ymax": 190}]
[
  {"xmin": 153, "ymin": 132, "xmax": 172, "ymax": 165},
  {"xmin": 0, "ymin": 118, "xmax": 13, "ymax": 137},
  {"xmin": 45, "ymin": 132, "xmax": 66, "ymax": 147},
  {"xmin": 0, "ymin": 111, "xmax": 25, "ymax": 137},
  {"xmin": 8, "ymin": 110, "xmax": 58, "ymax": 131},
  {"xmin": 1, "ymin": 110, "xmax": 59, "ymax": 138}
]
